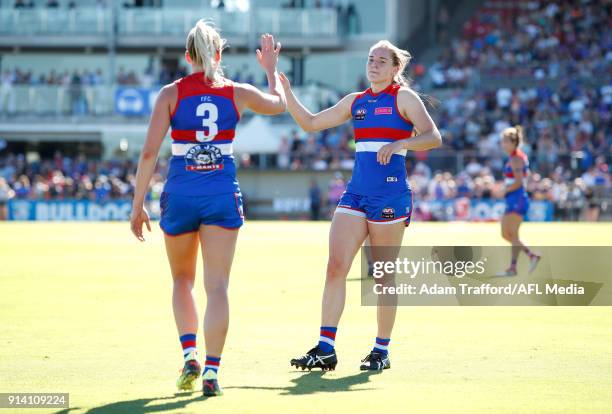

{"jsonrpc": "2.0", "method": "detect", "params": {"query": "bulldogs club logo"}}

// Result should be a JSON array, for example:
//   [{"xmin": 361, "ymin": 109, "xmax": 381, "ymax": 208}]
[
  {"xmin": 185, "ymin": 144, "xmax": 224, "ymax": 172},
  {"xmin": 381, "ymin": 207, "xmax": 395, "ymax": 219},
  {"xmin": 354, "ymin": 107, "xmax": 367, "ymax": 121}
]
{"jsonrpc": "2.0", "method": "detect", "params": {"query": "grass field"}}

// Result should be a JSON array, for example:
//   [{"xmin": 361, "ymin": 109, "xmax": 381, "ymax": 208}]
[{"xmin": 1, "ymin": 221, "xmax": 611, "ymax": 414}]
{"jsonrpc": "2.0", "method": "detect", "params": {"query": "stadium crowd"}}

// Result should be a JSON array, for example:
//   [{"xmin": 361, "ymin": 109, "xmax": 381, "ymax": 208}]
[
  {"xmin": 0, "ymin": 150, "xmax": 609, "ymax": 221},
  {"xmin": 0, "ymin": 152, "xmax": 163, "ymax": 205},
  {"xmin": 429, "ymin": 0, "xmax": 611, "ymax": 87}
]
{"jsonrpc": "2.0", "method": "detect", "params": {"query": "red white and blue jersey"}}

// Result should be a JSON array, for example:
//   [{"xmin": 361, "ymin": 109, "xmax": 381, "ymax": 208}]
[
  {"xmin": 164, "ymin": 73, "xmax": 240, "ymax": 196},
  {"xmin": 503, "ymin": 149, "xmax": 529, "ymax": 188},
  {"xmin": 348, "ymin": 83, "xmax": 413, "ymax": 196}
]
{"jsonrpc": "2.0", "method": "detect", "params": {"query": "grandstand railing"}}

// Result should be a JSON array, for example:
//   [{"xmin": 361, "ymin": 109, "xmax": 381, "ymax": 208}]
[
  {"xmin": 0, "ymin": 84, "xmax": 114, "ymax": 116},
  {"xmin": 120, "ymin": 8, "xmax": 337, "ymax": 38},
  {"xmin": 0, "ymin": 8, "xmax": 109, "ymax": 35},
  {"xmin": 0, "ymin": 7, "xmax": 338, "ymax": 38}
]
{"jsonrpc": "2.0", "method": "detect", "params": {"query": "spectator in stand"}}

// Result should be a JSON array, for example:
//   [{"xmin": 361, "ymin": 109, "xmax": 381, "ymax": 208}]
[
  {"xmin": 0, "ymin": 176, "xmax": 15, "ymax": 220},
  {"xmin": 277, "ymin": 136, "xmax": 290, "ymax": 169}
]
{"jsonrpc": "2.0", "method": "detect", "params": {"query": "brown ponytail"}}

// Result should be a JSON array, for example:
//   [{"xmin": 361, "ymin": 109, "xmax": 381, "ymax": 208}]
[{"xmin": 369, "ymin": 40, "xmax": 437, "ymax": 108}]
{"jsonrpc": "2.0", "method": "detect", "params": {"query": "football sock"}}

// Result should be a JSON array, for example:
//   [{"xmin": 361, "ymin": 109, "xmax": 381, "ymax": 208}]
[
  {"xmin": 373, "ymin": 337, "xmax": 390, "ymax": 357},
  {"xmin": 318, "ymin": 326, "xmax": 337, "ymax": 352},
  {"xmin": 180, "ymin": 333, "xmax": 197, "ymax": 360},
  {"xmin": 204, "ymin": 355, "xmax": 221, "ymax": 375}
]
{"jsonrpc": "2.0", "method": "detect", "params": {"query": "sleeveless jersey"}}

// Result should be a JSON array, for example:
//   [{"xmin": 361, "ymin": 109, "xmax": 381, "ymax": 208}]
[
  {"xmin": 503, "ymin": 149, "xmax": 529, "ymax": 188},
  {"xmin": 348, "ymin": 83, "xmax": 413, "ymax": 196},
  {"xmin": 163, "ymin": 73, "xmax": 240, "ymax": 196}
]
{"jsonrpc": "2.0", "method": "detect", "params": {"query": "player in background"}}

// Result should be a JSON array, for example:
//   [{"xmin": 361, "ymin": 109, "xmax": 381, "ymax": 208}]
[
  {"xmin": 496, "ymin": 126, "xmax": 541, "ymax": 276},
  {"xmin": 130, "ymin": 21, "xmax": 285, "ymax": 396},
  {"xmin": 281, "ymin": 40, "xmax": 441, "ymax": 371}
]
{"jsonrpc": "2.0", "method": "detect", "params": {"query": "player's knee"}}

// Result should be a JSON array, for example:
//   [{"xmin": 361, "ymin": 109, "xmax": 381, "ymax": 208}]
[
  {"xmin": 501, "ymin": 231, "xmax": 512, "ymax": 242},
  {"xmin": 204, "ymin": 278, "xmax": 229, "ymax": 297},
  {"xmin": 506, "ymin": 231, "xmax": 517, "ymax": 241},
  {"xmin": 173, "ymin": 276, "xmax": 195, "ymax": 290},
  {"xmin": 326, "ymin": 255, "xmax": 351, "ymax": 280}
]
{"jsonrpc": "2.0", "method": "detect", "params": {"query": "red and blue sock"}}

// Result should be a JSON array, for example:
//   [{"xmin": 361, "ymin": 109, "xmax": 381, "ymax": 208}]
[
  {"xmin": 510, "ymin": 258, "xmax": 518, "ymax": 270},
  {"xmin": 179, "ymin": 333, "xmax": 197, "ymax": 360},
  {"xmin": 373, "ymin": 337, "xmax": 390, "ymax": 356},
  {"xmin": 204, "ymin": 355, "xmax": 221, "ymax": 375},
  {"xmin": 318, "ymin": 326, "xmax": 337, "ymax": 352}
]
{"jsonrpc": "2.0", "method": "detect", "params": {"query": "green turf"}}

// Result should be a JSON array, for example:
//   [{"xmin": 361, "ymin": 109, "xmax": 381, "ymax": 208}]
[{"xmin": 1, "ymin": 221, "xmax": 611, "ymax": 414}]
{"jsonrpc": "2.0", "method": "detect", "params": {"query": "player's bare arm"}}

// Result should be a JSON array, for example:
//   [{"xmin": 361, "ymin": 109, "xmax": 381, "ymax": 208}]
[
  {"xmin": 130, "ymin": 84, "xmax": 174, "ymax": 241},
  {"xmin": 279, "ymin": 72, "xmax": 358, "ymax": 132},
  {"xmin": 377, "ymin": 88, "xmax": 442, "ymax": 165}
]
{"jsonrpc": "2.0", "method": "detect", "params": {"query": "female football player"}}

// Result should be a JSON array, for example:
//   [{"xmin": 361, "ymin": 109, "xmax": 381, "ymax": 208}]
[
  {"xmin": 130, "ymin": 21, "xmax": 285, "ymax": 396},
  {"xmin": 282, "ymin": 40, "xmax": 441, "ymax": 371},
  {"xmin": 497, "ymin": 126, "xmax": 541, "ymax": 276}
]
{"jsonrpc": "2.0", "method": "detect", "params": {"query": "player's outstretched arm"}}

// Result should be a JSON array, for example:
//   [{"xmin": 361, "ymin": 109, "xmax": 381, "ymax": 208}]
[
  {"xmin": 130, "ymin": 84, "xmax": 174, "ymax": 241},
  {"xmin": 279, "ymin": 72, "xmax": 357, "ymax": 132},
  {"xmin": 377, "ymin": 88, "xmax": 442, "ymax": 165},
  {"xmin": 235, "ymin": 34, "xmax": 286, "ymax": 115}
]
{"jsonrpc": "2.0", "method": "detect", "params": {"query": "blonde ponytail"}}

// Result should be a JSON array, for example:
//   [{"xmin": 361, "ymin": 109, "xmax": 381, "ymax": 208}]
[
  {"xmin": 502, "ymin": 125, "xmax": 524, "ymax": 148},
  {"xmin": 186, "ymin": 20, "xmax": 226, "ymax": 84}
]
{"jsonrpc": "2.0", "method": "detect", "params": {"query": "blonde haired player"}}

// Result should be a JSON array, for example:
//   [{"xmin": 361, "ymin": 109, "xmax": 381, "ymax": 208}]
[
  {"xmin": 496, "ymin": 125, "xmax": 541, "ymax": 276},
  {"xmin": 130, "ymin": 21, "xmax": 285, "ymax": 396},
  {"xmin": 282, "ymin": 40, "xmax": 442, "ymax": 371}
]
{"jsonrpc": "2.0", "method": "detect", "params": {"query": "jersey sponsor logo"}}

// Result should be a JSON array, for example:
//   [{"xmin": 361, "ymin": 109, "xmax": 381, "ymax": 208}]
[
  {"xmin": 354, "ymin": 107, "xmax": 367, "ymax": 121},
  {"xmin": 184, "ymin": 144, "xmax": 224, "ymax": 172},
  {"xmin": 375, "ymin": 107, "xmax": 393, "ymax": 115},
  {"xmin": 381, "ymin": 207, "xmax": 395, "ymax": 219},
  {"xmin": 386, "ymin": 176, "xmax": 398, "ymax": 182}
]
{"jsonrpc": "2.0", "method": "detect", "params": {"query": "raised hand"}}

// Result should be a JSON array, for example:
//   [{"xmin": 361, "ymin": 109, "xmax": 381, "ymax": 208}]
[{"xmin": 256, "ymin": 33, "xmax": 281, "ymax": 74}]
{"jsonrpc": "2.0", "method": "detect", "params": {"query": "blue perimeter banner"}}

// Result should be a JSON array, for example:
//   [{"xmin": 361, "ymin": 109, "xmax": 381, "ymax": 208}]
[
  {"xmin": 115, "ymin": 87, "xmax": 159, "ymax": 116},
  {"xmin": 7, "ymin": 199, "xmax": 553, "ymax": 221},
  {"xmin": 413, "ymin": 199, "xmax": 553, "ymax": 222}
]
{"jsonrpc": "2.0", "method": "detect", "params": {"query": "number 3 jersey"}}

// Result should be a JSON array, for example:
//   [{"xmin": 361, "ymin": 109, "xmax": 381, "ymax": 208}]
[{"xmin": 163, "ymin": 73, "xmax": 241, "ymax": 196}]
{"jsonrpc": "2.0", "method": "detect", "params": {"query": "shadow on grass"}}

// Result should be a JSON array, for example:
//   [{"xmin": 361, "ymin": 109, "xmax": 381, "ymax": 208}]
[
  {"xmin": 53, "ymin": 371, "xmax": 380, "ymax": 413},
  {"xmin": 53, "ymin": 392, "xmax": 203, "ymax": 414},
  {"xmin": 226, "ymin": 370, "xmax": 381, "ymax": 395}
]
